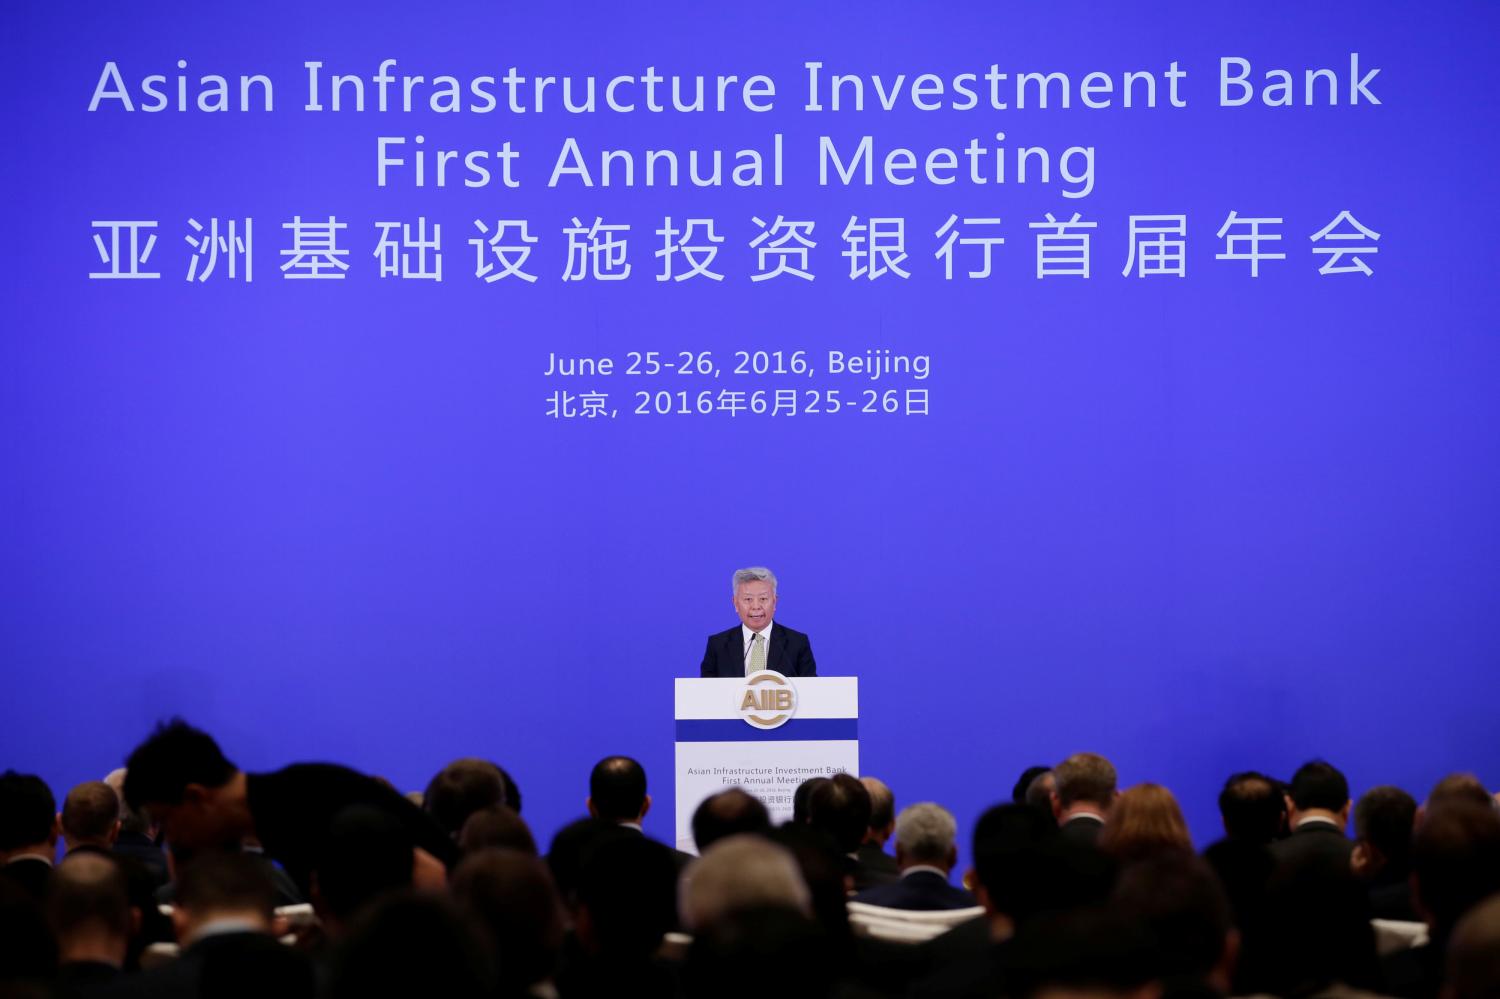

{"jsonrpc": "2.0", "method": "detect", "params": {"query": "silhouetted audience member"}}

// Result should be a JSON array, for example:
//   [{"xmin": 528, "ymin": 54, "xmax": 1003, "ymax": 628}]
[
  {"xmin": 768, "ymin": 824, "xmax": 855, "ymax": 945},
  {"xmin": 1386, "ymin": 803, "xmax": 1500, "ymax": 999},
  {"xmin": 0, "ymin": 771, "xmax": 59, "ymax": 903},
  {"xmin": 855, "ymin": 776, "xmax": 901, "ymax": 890},
  {"xmin": 546, "ymin": 818, "xmax": 623, "ymax": 914},
  {"xmin": 1237, "ymin": 853, "xmax": 1381, "ymax": 998},
  {"xmin": 134, "ymin": 851, "xmax": 315, "ymax": 999},
  {"xmin": 458, "ymin": 804, "xmax": 537, "ymax": 856},
  {"xmin": 587, "ymin": 755, "xmax": 693, "ymax": 874},
  {"xmin": 1352, "ymin": 785, "xmax": 1419, "ymax": 920},
  {"xmin": 326, "ymin": 892, "xmax": 493, "ymax": 999},
  {"xmin": 0, "ymin": 875, "xmax": 57, "ymax": 988},
  {"xmin": 60, "ymin": 782, "xmax": 121, "ymax": 857},
  {"xmin": 1427, "ymin": 773, "xmax": 1493, "ymax": 813},
  {"xmin": 1446, "ymin": 893, "xmax": 1500, "ymax": 999},
  {"xmin": 1270, "ymin": 759, "xmax": 1353, "ymax": 874},
  {"xmin": 691, "ymin": 788, "xmax": 771, "ymax": 854},
  {"xmin": 310, "ymin": 805, "xmax": 414, "ymax": 938},
  {"xmin": 1217, "ymin": 771, "xmax": 1286, "ymax": 845},
  {"xmin": 683, "ymin": 906, "xmax": 836, "ymax": 999},
  {"xmin": 423, "ymin": 757, "xmax": 507, "ymax": 839},
  {"xmin": 105, "ymin": 768, "xmax": 169, "ymax": 890},
  {"xmin": 683, "ymin": 834, "xmax": 811, "ymax": 930},
  {"xmin": 1050, "ymin": 754, "xmax": 1117, "ymax": 847},
  {"xmin": 1099, "ymin": 784, "xmax": 1193, "ymax": 863},
  {"xmin": 1013, "ymin": 766, "xmax": 1052, "ymax": 805},
  {"xmin": 46, "ymin": 851, "xmax": 131, "ymax": 992},
  {"xmin": 122, "ymin": 720, "xmax": 456, "ymax": 896},
  {"xmin": 792, "ymin": 776, "xmax": 830, "ymax": 824},
  {"xmin": 1113, "ymin": 852, "xmax": 1237, "ymax": 994},
  {"xmin": 853, "ymin": 803, "xmax": 975, "ymax": 910},
  {"xmin": 563, "ymin": 832, "xmax": 680, "ymax": 997},
  {"xmin": 452, "ymin": 848, "xmax": 565, "ymax": 999},
  {"xmin": 807, "ymin": 773, "xmax": 872, "ymax": 860},
  {"xmin": 1004, "ymin": 906, "xmax": 1158, "ymax": 999}
]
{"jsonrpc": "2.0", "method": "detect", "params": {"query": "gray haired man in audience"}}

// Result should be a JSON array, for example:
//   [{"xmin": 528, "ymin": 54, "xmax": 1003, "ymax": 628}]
[
  {"xmin": 852, "ymin": 803, "xmax": 976, "ymax": 910},
  {"xmin": 681, "ymin": 834, "xmax": 812, "ymax": 931}
]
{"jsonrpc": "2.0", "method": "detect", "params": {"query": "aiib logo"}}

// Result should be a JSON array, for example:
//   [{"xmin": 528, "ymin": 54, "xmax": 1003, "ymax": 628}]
[{"xmin": 738, "ymin": 670, "xmax": 797, "ymax": 730}]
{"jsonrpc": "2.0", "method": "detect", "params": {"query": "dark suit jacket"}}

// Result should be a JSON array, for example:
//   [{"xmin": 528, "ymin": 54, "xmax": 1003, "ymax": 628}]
[
  {"xmin": 852, "ymin": 842, "xmax": 901, "ymax": 892},
  {"xmin": 245, "ymin": 763, "xmax": 458, "ymax": 898},
  {"xmin": 852, "ymin": 869, "xmax": 977, "ymax": 911},
  {"xmin": 1268, "ymin": 820, "xmax": 1353, "ymax": 874},
  {"xmin": 1059, "ymin": 815, "xmax": 1104, "ymax": 848},
  {"xmin": 108, "ymin": 931, "xmax": 314, "ymax": 999},
  {"xmin": 699, "ymin": 623, "xmax": 817, "ymax": 678}
]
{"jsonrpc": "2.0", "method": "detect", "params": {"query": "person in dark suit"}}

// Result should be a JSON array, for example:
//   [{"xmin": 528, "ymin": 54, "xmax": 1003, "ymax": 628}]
[
  {"xmin": 853, "ymin": 803, "xmax": 976, "ymax": 911},
  {"xmin": 853, "ymin": 776, "xmax": 901, "ymax": 891},
  {"xmin": 588, "ymin": 756, "xmax": 694, "ymax": 877},
  {"xmin": 122, "ymin": 719, "xmax": 456, "ymax": 898},
  {"xmin": 1270, "ymin": 760, "xmax": 1354, "ymax": 874},
  {"xmin": 1050, "ymin": 753, "xmax": 1117, "ymax": 848},
  {"xmin": 0, "ymin": 770, "xmax": 58, "ymax": 904},
  {"xmin": 699, "ymin": 566, "xmax": 817, "ymax": 677},
  {"xmin": 124, "ymin": 851, "xmax": 315, "ymax": 999},
  {"xmin": 1352, "ymin": 785, "xmax": 1419, "ymax": 921}
]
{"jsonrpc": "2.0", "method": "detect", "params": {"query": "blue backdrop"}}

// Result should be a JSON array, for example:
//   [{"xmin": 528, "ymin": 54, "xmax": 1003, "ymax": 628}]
[{"xmin": 3, "ymin": 1, "xmax": 1498, "ymax": 860}]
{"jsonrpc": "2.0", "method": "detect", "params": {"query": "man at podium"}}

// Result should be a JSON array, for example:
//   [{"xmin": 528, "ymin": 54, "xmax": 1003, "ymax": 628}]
[{"xmin": 699, "ymin": 566, "xmax": 818, "ymax": 678}]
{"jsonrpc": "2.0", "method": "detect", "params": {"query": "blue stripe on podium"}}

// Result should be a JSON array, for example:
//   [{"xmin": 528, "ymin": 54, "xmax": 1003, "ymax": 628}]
[{"xmin": 675, "ymin": 718, "xmax": 858, "ymax": 742}]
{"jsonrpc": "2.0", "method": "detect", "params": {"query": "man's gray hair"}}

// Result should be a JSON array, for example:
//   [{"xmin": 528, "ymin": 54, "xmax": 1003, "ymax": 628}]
[
  {"xmin": 895, "ymin": 803, "xmax": 958, "ymax": 864},
  {"xmin": 732, "ymin": 566, "xmax": 778, "ymax": 596},
  {"xmin": 681, "ymin": 834, "xmax": 810, "ymax": 930}
]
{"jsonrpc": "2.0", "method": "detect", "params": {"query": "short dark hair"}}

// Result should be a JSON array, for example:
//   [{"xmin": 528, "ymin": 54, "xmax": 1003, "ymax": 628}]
[
  {"xmin": 807, "ymin": 774, "xmax": 871, "ymax": 855},
  {"xmin": 1413, "ymin": 804, "xmax": 1500, "ymax": 936},
  {"xmin": 424, "ymin": 759, "xmax": 506, "ymax": 838},
  {"xmin": 1014, "ymin": 766, "xmax": 1051, "ymax": 805},
  {"xmin": 61, "ymin": 782, "xmax": 121, "ymax": 844},
  {"xmin": 546, "ymin": 818, "xmax": 623, "ymax": 910},
  {"xmin": 1054, "ymin": 753, "xmax": 1117, "ymax": 810},
  {"xmin": 314, "ymin": 806, "xmax": 414, "ymax": 921},
  {"xmin": 792, "ymin": 777, "xmax": 829, "ymax": 824},
  {"xmin": 1113, "ymin": 852, "xmax": 1233, "ymax": 982},
  {"xmin": 122, "ymin": 719, "xmax": 236, "ymax": 810},
  {"xmin": 1219, "ymin": 772, "xmax": 1286, "ymax": 843},
  {"xmin": 588, "ymin": 756, "xmax": 648, "ymax": 822},
  {"xmin": 176, "ymin": 851, "xmax": 278, "ymax": 919},
  {"xmin": 1352, "ymin": 786, "xmax": 1417, "ymax": 874},
  {"xmin": 693, "ymin": 789, "xmax": 772, "ymax": 853},
  {"xmin": 459, "ymin": 805, "xmax": 537, "ymax": 856},
  {"xmin": 0, "ymin": 771, "xmax": 56, "ymax": 851},
  {"xmin": 1288, "ymin": 760, "xmax": 1350, "ymax": 813},
  {"xmin": 48, "ymin": 852, "xmax": 131, "ymax": 939},
  {"xmin": 327, "ymin": 893, "xmax": 494, "ymax": 999}
]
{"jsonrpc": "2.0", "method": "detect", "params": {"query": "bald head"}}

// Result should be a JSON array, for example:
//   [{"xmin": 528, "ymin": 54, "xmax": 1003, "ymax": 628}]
[
  {"xmin": 62, "ymin": 781, "xmax": 121, "ymax": 850},
  {"xmin": 48, "ymin": 852, "xmax": 131, "ymax": 965},
  {"xmin": 692, "ymin": 789, "xmax": 771, "ymax": 853},
  {"xmin": 861, "ymin": 777, "xmax": 895, "ymax": 843}
]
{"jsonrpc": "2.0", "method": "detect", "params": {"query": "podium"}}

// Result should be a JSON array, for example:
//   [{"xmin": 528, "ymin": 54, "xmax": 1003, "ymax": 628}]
[{"xmin": 674, "ymin": 671, "xmax": 859, "ymax": 854}]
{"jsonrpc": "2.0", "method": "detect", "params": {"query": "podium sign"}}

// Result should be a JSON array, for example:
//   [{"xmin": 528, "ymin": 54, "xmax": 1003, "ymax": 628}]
[{"xmin": 674, "ymin": 672, "xmax": 858, "ymax": 853}]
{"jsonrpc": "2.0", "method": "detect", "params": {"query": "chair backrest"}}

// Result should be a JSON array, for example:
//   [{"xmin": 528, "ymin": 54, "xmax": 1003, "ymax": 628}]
[{"xmin": 846, "ymin": 901, "xmax": 986, "ymax": 944}]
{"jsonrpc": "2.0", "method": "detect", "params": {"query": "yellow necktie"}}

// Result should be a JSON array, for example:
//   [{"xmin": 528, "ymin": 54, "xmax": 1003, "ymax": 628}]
[{"xmin": 748, "ymin": 632, "xmax": 767, "ymax": 674}]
